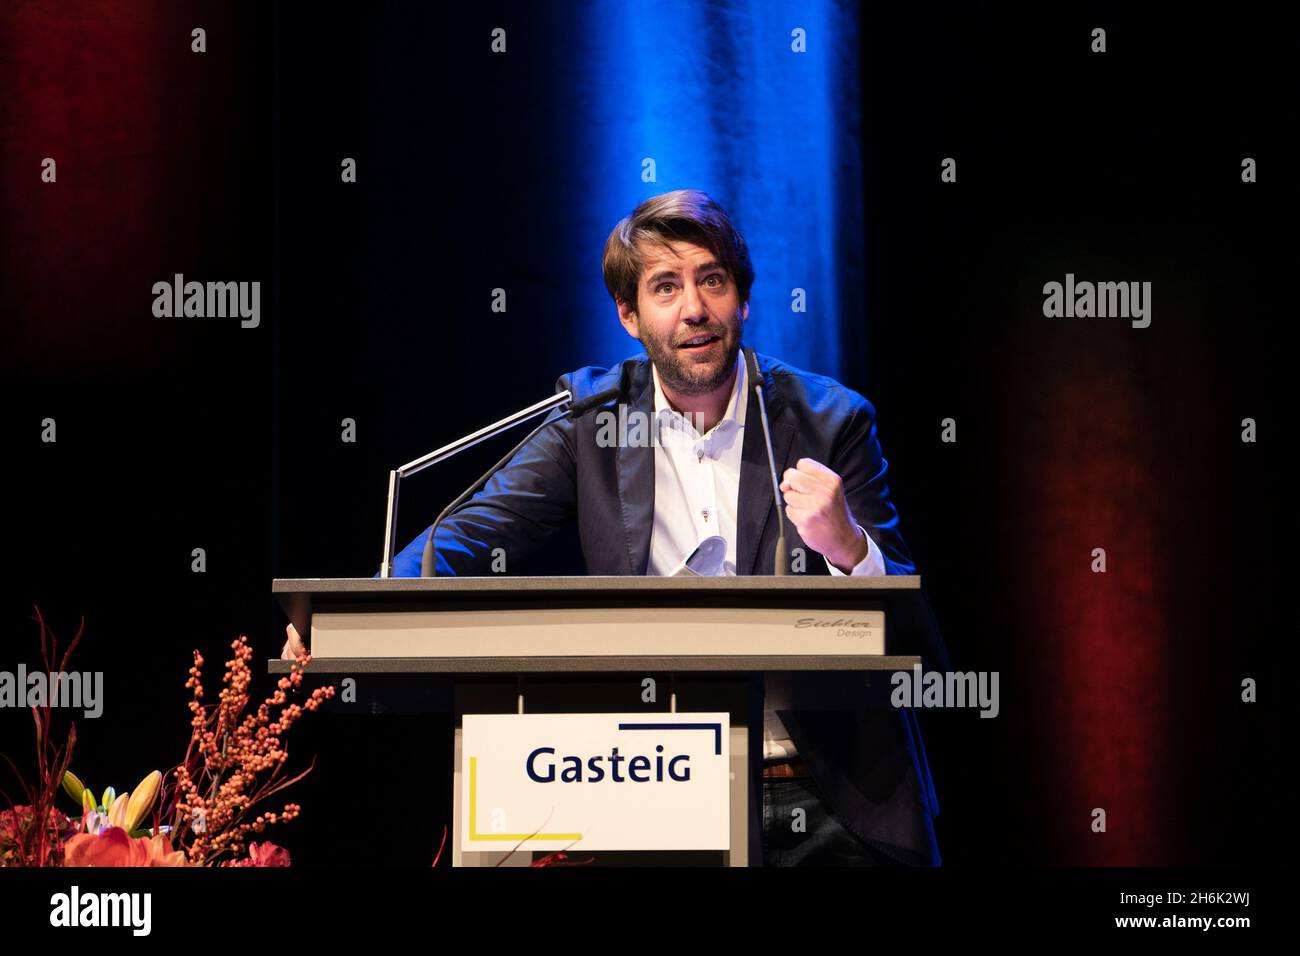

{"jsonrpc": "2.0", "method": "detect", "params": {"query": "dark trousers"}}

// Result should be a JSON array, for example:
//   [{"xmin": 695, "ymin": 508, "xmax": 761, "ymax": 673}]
[{"xmin": 761, "ymin": 776, "xmax": 900, "ymax": 867}]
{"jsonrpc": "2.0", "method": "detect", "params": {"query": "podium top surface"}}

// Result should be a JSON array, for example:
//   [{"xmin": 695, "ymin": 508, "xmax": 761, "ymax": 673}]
[
  {"xmin": 273, "ymin": 575, "xmax": 920, "ymax": 596},
  {"xmin": 269, "ymin": 576, "xmax": 925, "ymax": 675}
]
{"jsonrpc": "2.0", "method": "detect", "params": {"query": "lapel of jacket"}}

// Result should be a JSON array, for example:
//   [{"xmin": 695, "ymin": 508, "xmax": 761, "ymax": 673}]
[
  {"xmin": 617, "ymin": 360, "xmax": 656, "ymax": 574},
  {"xmin": 737, "ymin": 353, "xmax": 796, "ymax": 575}
]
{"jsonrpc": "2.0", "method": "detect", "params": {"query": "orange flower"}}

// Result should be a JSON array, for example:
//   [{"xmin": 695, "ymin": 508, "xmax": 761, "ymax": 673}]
[{"xmin": 64, "ymin": 826, "xmax": 192, "ymax": 867}]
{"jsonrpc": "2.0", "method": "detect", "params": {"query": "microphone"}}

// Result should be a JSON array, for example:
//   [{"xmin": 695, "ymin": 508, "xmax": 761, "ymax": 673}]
[
  {"xmin": 745, "ymin": 348, "xmax": 787, "ymax": 575},
  {"xmin": 562, "ymin": 387, "xmax": 623, "ymax": 419},
  {"xmin": 419, "ymin": 386, "xmax": 620, "ymax": 576}
]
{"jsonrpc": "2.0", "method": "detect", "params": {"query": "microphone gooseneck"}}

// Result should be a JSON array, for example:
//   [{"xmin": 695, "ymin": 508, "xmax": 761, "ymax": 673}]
[{"xmin": 746, "ymin": 348, "xmax": 787, "ymax": 575}]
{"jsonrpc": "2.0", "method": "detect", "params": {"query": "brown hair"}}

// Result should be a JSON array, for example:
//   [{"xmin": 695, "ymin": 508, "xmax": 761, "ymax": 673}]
[{"xmin": 601, "ymin": 189, "xmax": 755, "ymax": 311}]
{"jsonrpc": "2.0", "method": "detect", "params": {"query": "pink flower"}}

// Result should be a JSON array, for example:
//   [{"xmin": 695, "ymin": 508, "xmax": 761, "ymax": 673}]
[{"xmin": 222, "ymin": 841, "xmax": 291, "ymax": 867}]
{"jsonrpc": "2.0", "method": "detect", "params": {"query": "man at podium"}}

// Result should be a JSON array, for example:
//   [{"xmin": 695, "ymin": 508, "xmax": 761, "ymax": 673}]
[{"xmin": 288, "ymin": 190, "xmax": 942, "ymax": 866}]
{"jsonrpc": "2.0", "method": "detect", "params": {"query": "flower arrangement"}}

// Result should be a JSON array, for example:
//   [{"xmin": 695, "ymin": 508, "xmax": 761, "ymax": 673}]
[
  {"xmin": 0, "ymin": 609, "xmax": 333, "ymax": 868},
  {"xmin": 5, "ymin": 610, "xmax": 580, "ymax": 869}
]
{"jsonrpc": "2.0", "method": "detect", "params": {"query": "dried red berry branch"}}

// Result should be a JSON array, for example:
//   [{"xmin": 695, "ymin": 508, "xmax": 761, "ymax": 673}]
[{"xmin": 159, "ymin": 636, "xmax": 335, "ymax": 865}]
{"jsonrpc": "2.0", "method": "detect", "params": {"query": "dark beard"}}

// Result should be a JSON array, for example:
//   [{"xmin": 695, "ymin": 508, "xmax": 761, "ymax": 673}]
[{"xmin": 643, "ymin": 329, "xmax": 742, "ymax": 397}]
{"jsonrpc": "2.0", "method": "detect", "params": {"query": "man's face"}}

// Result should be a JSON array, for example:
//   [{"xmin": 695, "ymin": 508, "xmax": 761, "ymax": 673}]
[{"xmin": 617, "ymin": 239, "xmax": 748, "ymax": 396}]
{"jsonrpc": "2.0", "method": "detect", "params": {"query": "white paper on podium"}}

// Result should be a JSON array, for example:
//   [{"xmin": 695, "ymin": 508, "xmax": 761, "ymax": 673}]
[{"xmin": 669, "ymin": 535, "xmax": 727, "ymax": 576}]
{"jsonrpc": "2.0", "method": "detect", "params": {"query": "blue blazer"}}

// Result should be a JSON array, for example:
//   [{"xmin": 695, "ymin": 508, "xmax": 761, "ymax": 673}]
[{"xmin": 391, "ymin": 351, "xmax": 946, "ymax": 865}]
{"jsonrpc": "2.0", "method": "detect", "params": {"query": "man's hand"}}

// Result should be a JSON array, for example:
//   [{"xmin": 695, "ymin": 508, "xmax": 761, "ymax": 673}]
[
  {"xmin": 280, "ymin": 622, "xmax": 307, "ymax": 661},
  {"xmin": 780, "ymin": 457, "xmax": 868, "ymax": 573}
]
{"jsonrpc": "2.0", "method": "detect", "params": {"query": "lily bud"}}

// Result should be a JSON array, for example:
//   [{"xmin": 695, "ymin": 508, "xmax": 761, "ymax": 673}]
[
  {"xmin": 125, "ymin": 770, "xmax": 163, "ymax": 833},
  {"xmin": 107, "ymin": 792, "xmax": 130, "ymax": 830},
  {"xmin": 61, "ymin": 770, "xmax": 86, "ymax": 806}
]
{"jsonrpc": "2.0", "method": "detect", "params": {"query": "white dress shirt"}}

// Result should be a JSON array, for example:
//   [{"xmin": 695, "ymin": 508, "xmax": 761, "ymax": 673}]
[{"xmin": 645, "ymin": 353, "xmax": 886, "ymax": 757}]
